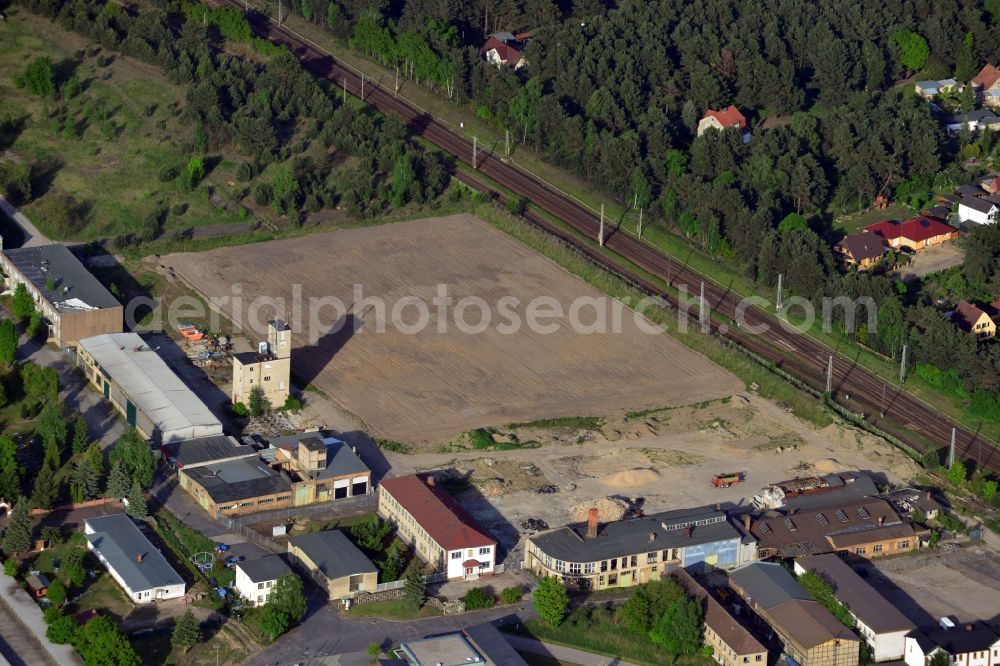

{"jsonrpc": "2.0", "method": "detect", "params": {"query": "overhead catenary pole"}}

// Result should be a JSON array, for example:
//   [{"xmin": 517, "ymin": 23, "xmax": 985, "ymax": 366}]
[
  {"xmin": 343, "ymin": 76, "xmax": 347, "ymax": 102},
  {"xmin": 598, "ymin": 204, "xmax": 605, "ymax": 246},
  {"xmin": 700, "ymin": 281, "xmax": 708, "ymax": 331},
  {"xmin": 394, "ymin": 66, "xmax": 399, "ymax": 96},
  {"xmin": 826, "ymin": 355, "xmax": 833, "ymax": 394},
  {"xmin": 361, "ymin": 74, "xmax": 365, "ymax": 101},
  {"xmin": 899, "ymin": 344, "xmax": 908, "ymax": 383},
  {"xmin": 505, "ymin": 129, "xmax": 510, "ymax": 157},
  {"xmin": 637, "ymin": 207, "xmax": 643, "ymax": 238},
  {"xmin": 472, "ymin": 136, "xmax": 478, "ymax": 170},
  {"xmin": 277, "ymin": 0, "xmax": 282, "ymax": 24},
  {"xmin": 949, "ymin": 428, "xmax": 956, "ymax": 468},
  {"xmin": 776, "ymin": 273, "xmax": 783, "ymax": 314}
]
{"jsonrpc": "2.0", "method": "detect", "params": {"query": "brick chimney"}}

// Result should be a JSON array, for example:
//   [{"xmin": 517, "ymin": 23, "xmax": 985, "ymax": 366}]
[
  {"xmin": 649, "ymin": 532, "xmax": 657, "ymax": 543},
  {"xmin": 742, "ymin": 514, "xmax": 752, "ymax": 531},
  {"xmin": 587, "ymin": 508, "xmax": 599, "ymax": 539},
  {"xmin": 136, "ymin": 553, "xmax": 144, "ymax": 563},
  {"xmin": 684, "ymin": 525, "xmax": 694, "ymax": 539},
  {"xmin": 426, "ymin": 475, "xmax": 435, "ymax": 487},
  {"xmin": 878, "ymin": 516, "xmax": 884, "ymax": 526}
]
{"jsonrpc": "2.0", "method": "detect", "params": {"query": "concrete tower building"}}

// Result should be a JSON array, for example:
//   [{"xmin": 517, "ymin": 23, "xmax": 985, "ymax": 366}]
[{"xmin": 232, "ymin": 319, "xmax": 291, "ymax": 409}]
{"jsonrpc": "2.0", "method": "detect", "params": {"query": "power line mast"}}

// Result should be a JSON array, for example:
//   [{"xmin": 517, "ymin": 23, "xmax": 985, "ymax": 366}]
[
  {"xmin": 637, "ymin": 207, "xmax": 643, "ymax": 238},
  {"xmin": 776, "ymin": 274, "xmax": 783, "ymax": 314},
  {"xmin": 699, "ymin": 281, "xmax": 707, "ymax": 331},
  {"xmin": 598, "ymin": 204, "xmax": 605, "ymax": 246},
  {"xmin": 826, "ymin": 355, "xmax": 833, "ymax": 394},
  {"xmin": 505, "ymin": 129, "xmax": 510, "ymax": 157},
  {"xmin": 949, "ymin": 428, "xmax": 956, "ymax": 468},
  {"xmin": 360, "ymin": 74, "xmax": 365, "ymax": 101},
  {"xmin": 394, "ymin": 66, "xmax": 399, "ymax": 96},
  {"xmin": 277, "ymin": 0, "xmax": 282, "ymax": 24},
  {"xmin": 899, "ymin": 344, "xmax": 907, "ymax": 384},
  {"xmin": 472, "ymin": 136, "xmax": 477, "ymax": 170}
]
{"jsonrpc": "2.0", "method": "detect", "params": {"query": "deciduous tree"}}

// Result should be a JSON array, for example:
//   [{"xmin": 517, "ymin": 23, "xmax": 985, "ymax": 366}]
[{"xmin": 532, "ymin": 576, "xmax": 568, "ymax": 626}]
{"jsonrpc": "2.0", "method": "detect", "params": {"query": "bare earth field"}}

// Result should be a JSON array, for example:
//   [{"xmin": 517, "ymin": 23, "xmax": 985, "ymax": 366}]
[{"xmin": 162, "ymin": 214, "xmax": 740, "ymax": 442}]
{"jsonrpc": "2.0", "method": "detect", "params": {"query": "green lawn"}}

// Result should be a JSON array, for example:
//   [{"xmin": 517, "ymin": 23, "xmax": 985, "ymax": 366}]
[
  {"xmin": 832, "ymin": 204, "xmax": 916, "ymax": 235},
  {"xmin": 346, "ymin": 598, "xmax": 442, "ymax": 620}
]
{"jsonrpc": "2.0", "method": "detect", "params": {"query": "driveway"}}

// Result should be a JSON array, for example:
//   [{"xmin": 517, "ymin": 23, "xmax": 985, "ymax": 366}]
[
  {"xmin": 893, "ymin": 240, "xmax": 965, "ymax": 281},
  {"xmin": 0, "ymin": 194, "xmax": 50, "ymax": 248}
]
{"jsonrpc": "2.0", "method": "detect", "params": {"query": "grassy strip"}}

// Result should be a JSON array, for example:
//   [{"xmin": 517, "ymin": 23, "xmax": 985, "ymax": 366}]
[
  {"xmin": 376, "ymin": 438, "xmax": 412, "ymax": 454},
  {"xmin": 507, "ymin": 416, "xmax": 605, "ymax": 430},
  {"xmin": 346, "ymin": 598, "xmax": 442, "ymax": 620},
  {"xmin": 511, "ymin": 618, "xmax": 703, "ymax": 666}
]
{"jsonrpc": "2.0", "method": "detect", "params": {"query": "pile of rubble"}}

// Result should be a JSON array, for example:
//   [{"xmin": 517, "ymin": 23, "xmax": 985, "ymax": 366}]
[{"xmin": 569, "ymin": 497, "xmax": 630, "ymax": 522}]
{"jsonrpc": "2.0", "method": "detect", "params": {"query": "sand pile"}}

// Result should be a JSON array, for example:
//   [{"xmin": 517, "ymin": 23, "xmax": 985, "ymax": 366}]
[
  {"xmin": 570, "ymin": 497, "xmax": 630, "ymax": 522},
  {"xmin": 602, "ymin": 468, "xmax": 661, "ymax": 487},
  {"xmin": 812, "ymin": 458, "xmax": 858, "ymax": 474}
]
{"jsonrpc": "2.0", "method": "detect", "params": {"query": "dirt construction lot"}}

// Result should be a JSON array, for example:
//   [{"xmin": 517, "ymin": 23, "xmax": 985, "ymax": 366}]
[
  {"xmin": 382, "ymin": 392, "xmax": 923, "ymax": 564},
  {"xmin": 163, "ymin": 214, "xmax": 740, "ymax": 442}
]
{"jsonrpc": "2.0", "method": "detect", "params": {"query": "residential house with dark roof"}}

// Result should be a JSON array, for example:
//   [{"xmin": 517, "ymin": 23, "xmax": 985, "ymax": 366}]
[
  {"xmin": 234, "ymin": 555, "xmax": 293, "ymax": 607},
  {"xmin": 904, "ymin": 622, "xmax": 1000, "ymax": 666},
  {"xmin": 750, "ymin": 498, "xmax": 924, "ymax": 559},
  {"xmin": 972, "ymin": 64, "xmax": 1000, "ymax": 105},
  {"xmin": 379, "ymin": 474, "xmax": 496, "ymax": 580},
  {"xmin": 729, "ymin": 562, "xmax": 860, "ymax": 666},
  {"xmin": 395, "ymin": 623, "xmax": 529, "ymax": 665},
  {"xmin": 958, "ymin": 195, "xmax": 999, "ymax": 225},
  {"xmin": 0, "ymin": 243, "xmax": 122, "ymax": 347},
  {"xmin": 673, "ymin": 569, "xmax": 768, "ymax": 666},
  {"xmin": 946, "ymin": 108, "xmax": 1000, "ymax": 133},
  {"xmin": 287, "ymin": 530, "xmax": 377, "ymax": 600},
  {"xmin": 85, "ymin": 514, "xmax": 185, "ymax": 603},
  {"xmin": 953, "ymin": 301, "xmax": 996, "ymax": 340},
  {"xmin": 864, "ymin": 217, "xmax": 959, "ymax": 250},
  {"xmin": 698, "ymin": 106, "xmax": 748, "ymax": 136},
  {"xmin": 795, "ymin": 554, "xmax": 914, "ymax": 661},
  {"xmin": 834, "ymin": 232, "xmax": 889, "ymax": 270},
  {"xmin": 524, "ymin": 505, "xmax": 755, "ymax": 591}
]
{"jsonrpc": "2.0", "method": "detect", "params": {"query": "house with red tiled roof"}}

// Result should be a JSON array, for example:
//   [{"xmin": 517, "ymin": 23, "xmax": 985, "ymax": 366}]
[
  {"xmin": 697, "ymin": 105, "xmax": 748, "ymax": 136},
  {"xmin": 953, "ymin": 301, "xmax": 996, "ymax": 340},
  {"xmin": 979, "ymin": 175, "xmax": 1000, "ymax": 195},
  {"xmin": 481, "ymin": 34, "xmax": 525, "ymax": 70},
  {"xmin": 972, "ymin": 64, "xmax": 1000, "ymax": 106},
  {"xmin": 378, "ymin": 474, "xmax": 496, "ymax": 579},
  {"xmin": 863, "ymin": 217, "xmax": 959, "ymax": 251}
]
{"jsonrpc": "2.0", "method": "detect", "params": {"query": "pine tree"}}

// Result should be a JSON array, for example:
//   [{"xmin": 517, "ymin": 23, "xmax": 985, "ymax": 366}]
[
  {"xmin": 4, "ymin": 496, "xmax": 32, "ymax": 555},
  {"xmin": 35, "ymin": 402, "xmax": 67, "ymax": 467},
  {"xmin": 71, "ymin": 416, "xmax": 90, "ymax": 455},
  {"xmin": 106, "ymin": 460, "xmax": 130, "ymax": 499},
  {"xmin": 71, "ymin": 456, "xmax": 101, "ymax": 502},
  {"xmin": 171, "ymin": 610, "xmax": 202, "ymax": 653},
  {"xmin": 403, "ymin": 568, "xmax": 426, "ymax": 611},
  {"xmin": 126, "ymin": 480, "xmax": 148, "ymax": 519},
  {"xmin": 30, "ymin": 463, "xmax": 58, "ymax": 509},
  {"xmin": 86, "ymin": 443, "xmax": 105, "ymax": 483},
  {"xmin": 0, "ymin": 320, "xmax": 17, "ymax": 365}
]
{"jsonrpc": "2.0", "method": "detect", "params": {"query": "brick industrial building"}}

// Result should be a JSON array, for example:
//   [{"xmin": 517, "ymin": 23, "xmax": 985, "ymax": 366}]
[{"xmin": 0, "ymin": 243, "xmax": 122, "ymax": 347}]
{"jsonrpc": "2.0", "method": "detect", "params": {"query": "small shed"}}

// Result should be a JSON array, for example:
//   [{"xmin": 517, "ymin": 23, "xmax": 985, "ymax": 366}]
[{"xmin": 25, "ymin": 573, "xmax": 50, "ymax": 598}]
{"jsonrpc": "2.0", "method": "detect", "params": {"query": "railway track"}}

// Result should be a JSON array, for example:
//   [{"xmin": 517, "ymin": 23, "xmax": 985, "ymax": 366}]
[{"xmin": 210, "ymin": 0, "xmax": 1000, "ymax": 475}]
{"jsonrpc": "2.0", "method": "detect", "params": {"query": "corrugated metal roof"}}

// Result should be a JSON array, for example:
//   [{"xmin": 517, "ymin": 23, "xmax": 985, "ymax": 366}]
[{"xmin": 79, "ymin": 333, "xmax": 223, "ymax": 442}]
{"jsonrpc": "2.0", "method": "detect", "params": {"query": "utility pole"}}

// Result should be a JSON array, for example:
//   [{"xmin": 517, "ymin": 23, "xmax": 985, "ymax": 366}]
[
  {"xmin": 343, "ymin": 76, "xmax": 347, "ymax": 102},
  {"xmin": 899, "ymin": 344, "xmax": 907, "ymax": 384},
  {"xmin": 880, "ymin": 382, "xmax": 886, "ymax": 417},
  {"xmin": 700, "ymin": 281, "xmax": 707, "ymax": 331},
  {"xmin": 394, "ymin": 66, "xmax": 399, "ymax": 96},
  {"xmin": 949, "ymin": 428, "xmax": 956, "ymax": 468},
  {"xmin": 637, "ymin": 207, "xmax": 643, "ymax": 238},
  {"xmin": 360, "ymin": 74, "xmax": 365, "ymax": 101},
  {"xmin": 277, "ymin": 0, "xmax": 282, "ymax": 25},
  {"xmin": 826, "ymin": 355, "xmax": 833, "ymax": 394},
  {"xmin": 776, "ymin": 273, "xmax": 783, "ymax": 314},
  {"xmin": 244, "ymin": 0, "xmax": 248, "ymax": 12},
  {"xmin": 472, "ymin": 136, "xmax": 478, "ymax": 170},
  {"xmin": 505, "ymin": 129, "xmax": 510, "ymax": 157},
  {"xmin": 598, "ymin": 204, "xmax": 605, "ymax": 246}
]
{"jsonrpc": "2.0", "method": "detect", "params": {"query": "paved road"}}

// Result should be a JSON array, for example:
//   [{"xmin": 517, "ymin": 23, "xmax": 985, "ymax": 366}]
[
  {"xmin": 0, "ymin": 195, "xmax": 49, "ymax": 248},
  {"xmin": 246, "ymin": 594, "xmax": 537, "ymax": 666},
  {"xmin": 507, "ymin": 635, "xmax": 641, "ymax": 666},
  {"xmin": 0, "ymin": 597, "xmax": 56, "ymax": 666}
]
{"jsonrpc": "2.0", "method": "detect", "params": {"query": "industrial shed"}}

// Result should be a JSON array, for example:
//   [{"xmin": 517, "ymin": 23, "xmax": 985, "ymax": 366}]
[{"xmin": 76, "ymin": 332, "xmax": 224, "ymax": 443}]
